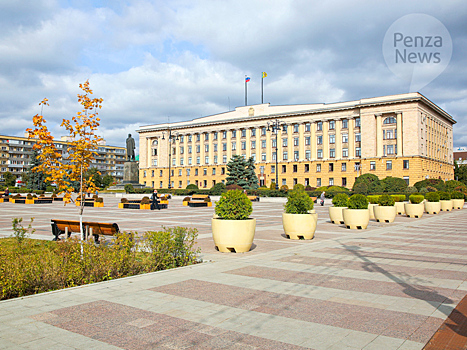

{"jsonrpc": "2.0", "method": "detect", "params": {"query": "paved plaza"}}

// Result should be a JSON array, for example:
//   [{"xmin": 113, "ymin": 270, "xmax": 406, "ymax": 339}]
[{"xmin": 1, "ymin": 195, "xmax": 467, "ymax": 349}]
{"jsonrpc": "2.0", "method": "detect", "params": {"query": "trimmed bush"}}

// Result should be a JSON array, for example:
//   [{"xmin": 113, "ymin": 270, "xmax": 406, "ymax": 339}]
[
  {"xmin": 391, "ymin": 194, "xmax": 406, "ymax": 202},
  {"xmin": 451, "ymin": 191, "xmax": 465, "ymax": 200},
  {"xmin": 367, "ymin": 195, "xmax": 381, "ymax": 204},
  {"xmin": 409, "ymin": 194, "xmax": 424, "ymax": 204},
  {"xmin": 406, "ymin": 186, "xmax": 418, "ymax": 193},
  {"xmin": 210, "ymin": 182, "xmax": 226, "ymax": 195},
  {"xmin": 332, "ymin": 193, "xmax": 349, "ymax": 207},
  {"xmin": 438, "ymin": 191, "xmax": 451, "ymax": 200},
  {"xmin": 182, "ymin": 196, "xmax": 190, "ymax": 202},
  {"xmin": 378, "ymin": 194, "xmax": 395, "ymax": 206},
  {"xmin": 425, "ymin": 192, "xmax": 440, "ymax": 202},
  {"xmin": 215, "ymin": 190, "xmax": 252, "ymax": 220},
  {"xmin": 226, "ymin": 184, "xmax": 243, "ymax": 191},
  {"xmin": 414, "ymin": 178, "xmax": 446, "ymax": 191},
  {"xmin": 382, "ymin": 176, "xmax": 408, "ymax": 193},
  {"xmin": 141, "ymin": 196, "xmax": 150, "ymax": 205},
  {"xmin": 347, "ymin": 194, "xmax": 369, "ymax": 209},
  {"xmin": 204, "ymin": 197, "xmax": 211, "ymax": 203},
  {"xmin": 124, "ymin": 184, "xmax": 134, "ymax": 193},
  {"xmin": 186, "ymin": 184, "xmax": 198, "ymax": 190},
  {"xmin": 352, "ymin": 174, "xmax": 383, "ymax": 194},
  {"xmin": 26, "ymin": 193, "xmax": 33, "ymax": 200},
  {"xmin": 285, "ymin": 186, "xmax": 314, "ymax": 214},
  {"xmin": 120, "ymin": 198, "xmax": 129, "ymax": 203},
  {"xmin": 269, "ymin": 182, "xmax": 277, "ymax": 190},
  {"xmin": 95, "ymin": 197, "xmax": 103, "ymax": 203},
  {"xmin": 280, "ymin": 185, "xmax": 289, "ymax": 192}
]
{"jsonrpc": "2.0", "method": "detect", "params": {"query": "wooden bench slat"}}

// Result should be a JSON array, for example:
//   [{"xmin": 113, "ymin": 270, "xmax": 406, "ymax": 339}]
[{"xmin": 51, "ymin": 219, "xmax": 119, "ymax": 242}]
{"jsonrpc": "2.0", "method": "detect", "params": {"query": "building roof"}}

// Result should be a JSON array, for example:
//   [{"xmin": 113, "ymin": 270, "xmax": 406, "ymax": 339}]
[{"xmin": 138, "ymin": 92, "xmax": 455, "ymax": 133}]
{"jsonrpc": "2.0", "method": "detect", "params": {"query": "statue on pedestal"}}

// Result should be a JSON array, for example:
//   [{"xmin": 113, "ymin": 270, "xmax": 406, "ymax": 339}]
[{"xmin": 126, "ymin": 134, "xmax": 135, "ymax": 161}]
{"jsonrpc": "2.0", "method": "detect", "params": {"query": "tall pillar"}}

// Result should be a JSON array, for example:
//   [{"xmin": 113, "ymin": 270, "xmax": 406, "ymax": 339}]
[
  {"xmin": 348, "ymin": 117, "xmax": 355, "ymax": 159},
  {"xmin": 226, "ymin": 130, "xmax": 232, "ymax": 161},
  {"xmin": 146, "ymin": 137, "xmax": 151, "ymax": 168},
  {"xmin": 310, "ymin": 122, "xmax": 316, "ymax": 160},
  {"xmin": 335, "ymin": 119, "xmax": 341, "ymax": 159},
  {"xmin": 245, "ymin": 128, "xmax": 251, "ymax": 159},
  {"xmin": 322, "ymin": 121, "xmax": 329, "ymax": 160},
  {"xmin": 299, "ymin": 123, "xmax": 305, "ymax": 160},
  {"xmin": 396, "ymin": 112, "xmax": 403, "ymax": 156},
  {"xmin": 376, "ymin": 114, "xmax": 383, "ymax": 157},
  {"xmin": 287, "ymin": 124, "xmax": 293, "ymax": 162}
]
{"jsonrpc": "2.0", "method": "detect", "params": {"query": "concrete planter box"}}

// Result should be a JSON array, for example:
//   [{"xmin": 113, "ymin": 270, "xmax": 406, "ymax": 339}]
[
  {"xmin": 374, "ymin": 205, "xmax": 397, "ymax": 223},
  {"xmin": 329, "ymin": 206, "xmax": 345, "ymax": 224},
  {"xmin": 452, "ymin": 199, "xmax": 465, "ymax": 210},
  {"xmin": 94, "ymin": 202, "xmax": 104, "ymax": 207},
  {"xmin": 395, "ymin": 201, "xmax": 406, "ymax": 215},
  {"xmin": 405, "ymin": 203, "xmax": 424, "ymax": 218},
  {"xmin": 424, "ymin": 201, "xmax": 441, "ymax": 214},
  {"xmin": 368, "ymin": 203, "xmax": 378, "ymax": 220},
  {"xmin": 211, "ymin": 218, "xmax": 256, "ymax": 253},
  {"xmin": 440, "ymin": 200, "xmax": 453, "ymax": 211},
  {"xmin": 343, "ymin": 208, "xmax": 370, "ymax": 229},
  {"xmin": 282, "ymin": 212, "xmax": 317, "ymax": 240}
]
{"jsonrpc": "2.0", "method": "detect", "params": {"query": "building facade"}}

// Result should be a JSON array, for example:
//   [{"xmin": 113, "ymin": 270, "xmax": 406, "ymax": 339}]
[
  {"xmin": 454, "ymin": 147, "xmax": 467, "ymax": 166},
  {"xmin": 137, "ymin": 93, "xmax": 455, "ymax": 189},
  {"xmin": 0, "ymin": 134, "xmax": 126, "ymax": 184}
]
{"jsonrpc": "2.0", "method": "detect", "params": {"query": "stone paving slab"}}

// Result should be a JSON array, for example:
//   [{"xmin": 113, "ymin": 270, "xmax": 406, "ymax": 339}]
[{"xmin": 1, "ymin": 196, "xmax": 467, "ymax": 349}]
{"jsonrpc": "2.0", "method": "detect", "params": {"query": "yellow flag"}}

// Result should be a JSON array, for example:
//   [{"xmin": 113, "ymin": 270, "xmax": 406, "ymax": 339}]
[{"xmin": 262, "ymin": 72, "xmax": 267, "ymax": 78}]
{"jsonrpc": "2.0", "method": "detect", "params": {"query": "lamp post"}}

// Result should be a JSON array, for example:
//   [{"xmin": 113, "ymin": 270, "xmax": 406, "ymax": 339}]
[
  {"xmin": 162, "ymin": 128, "xmax": 178, "ymax": 189},
  {"xmin": 267, "ymin": 119, "xmax": 285, "ymax": 190}
]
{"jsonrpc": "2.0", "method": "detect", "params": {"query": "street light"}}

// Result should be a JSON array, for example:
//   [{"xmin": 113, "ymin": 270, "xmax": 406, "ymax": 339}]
[
  {"xmin": 267, "ymin": 119, "xmax": 286, "ymax": 190},
  {"xmin": 162, "ymin": 128, "xmax": 178, "ymax": 189}
]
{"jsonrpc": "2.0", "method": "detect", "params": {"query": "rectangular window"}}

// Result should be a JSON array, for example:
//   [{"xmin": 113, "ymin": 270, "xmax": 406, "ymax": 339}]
[
  {"xmin": 188, "ymin": 135, "xmax": 192, "ymax": 142},
  {"xmin": 305, "ymin": 136, "xmax": 310, "ymax": 145},
  {"xmin": 282, "ymin": 165, "xmax": 287, "ymax": 173},
  {"xmin": 403, "ymin": 176, "xmax": 409, "ymax": 185},
  {"xmin": 317, "ymin": 149, "xmax": 323, "ymax": 159},
  {"xmin": 317, "ymin": 135, "xmax": 323, "ymax": 145},
  {"xmin": 329, "ymin": 134, "xmax": 335, "ymax": 144},
  {"xmin": 180, "ymin": 135, "xmax": 184, "ymax": 143},
  {"xmin": 222, "ymin": 143, "xmax": 227, "ymax": 151},
  {"xmin": 261, "ymin": 153, "xmax": 266, "ymax": 161},
  {"xmin": 262, "ymin": 140, "xmax": 266, "ymax": 148},
  {"xmin": 293, "ymin": 137, "xmax": 299, "ymax": 146},
  {"xmin": 355, "ymin": 117, "xmax": 361, "ymax": 128},
  {"xmin": 213, "ymin": 132, "xmax": 218, "ymax": 140},
  {"xmin": 195, "ymin": 169, "xmax": 198, "ymax": 175},
  {"xmin": 317, "ymin": 178, "xmax": 321, "ymax": 187},
  {"xmin": 172, "ymin": 158, "xmax": 176, "ymax": 166},
  {"xmin": 251, "ymin": 140, "xmax": 256, "ymax": 149},
  {"xmin": 180, "ymin": 146, "xmax": 184, "ymax": 154},
  {"xmin": 196, "ymin": 145, "xmax": 200, "ymax": 153},
  {"xmin": 151, "ymin": 170, "xmax": 154, "ymax": 177},
  {"xmin": 232, "ymin": 142, "xmax": 236, "ymax": 150},
  {"xmin": 214, "ymin": 155, "xmax": 218, "ymax": 164},
  {"xmin": 251, "ymin": 153, "xmax": 256, "ymax": 161},
  {"xmin": 186, "ymin": 169, "xmax": 190, "ymax": 176},
  {"xmin": 196, "ymin": 134, "xmax": 200, "ymax": 142},
  {"xmin": 205, "ymin": 156, "xmax": 209, "ymax": 164},
  {"xmin": 205, "ymin": 144, "xmax": 209, "ymax": 152},
  {"xmin": 370, "ymin": 161, "xmax": 376, "ymax": 170},
  {"xmin": 303, "ymin": 164, "xmax": 309, "ymax": 173},
  {"xmin": 305, "ymin": 150, "xmax": 311, "ymax": 160},
  {"xmin": 213, "ymin": 144, "xmax": 218, "ymax": 152},
  {"xmin": 294, "ymin": 124, "xmax": 299, "ymax": 133},
  {"xmin": 272, "ymin": 151, "xmax": 276, "ymax": 161},
  {"xmin": 342, "ymin": 134, "xmax": 348, "ymax": 143},
  {"xmin": 342, "ymin": 163, "xmax": 347, "ymax": 172},
  {"xmin": 180, "ymin": 158, "xmax": 184, "ymax": 166},
  {"xmin": 403, "ymin": 160, "xmax": 409, "ymax": 169},
  {"xmin": 293, "ymin": 164, "xmax": 298, "ymax": 173},
  {"xmin": 159, "ymin": 170, "xmax": 163, "ymax": 177},
  {"xmin": 160, "ymin": 181, "xmax": 163, "ymax": 188},
  {"xmin": 330, "ymin": 148, "xmax": 335, "ymax": 158},
  {"xmin": 317, "ymin": 164, "xmax": 321, "ymax": 172},
  {"xmin": 329, "ymin": 163, "xmax": 334, "ymax": 172},
  {"xmin": 272, "ymin": 139, "xmax": 277, "ymax": 148},
  {"xmin": 188, "ymin": 145, "xmax": 192, "ymax": 154},
  {"xmin": 203, "ymin": 168, "xmax": 207, "ymax": 175},
  {"xmin": 241, "ymin": 129, "xmax": 246, "ymax": 138},
  {"xmin": 329, "ymin": 178, "xmax": 334, "ymax": 186},
  {"xmin": 212, "ymin": 168, "xmax": 216, "ymax": 175},
  {"xmin": 223, "ymin": 155, "xmax": 227, "ymax": 163},
  {"xmin": 282, "ymin": 178, "xmax": 287, "ymax": 186},
  {"xmin": 342, "ymin": 119, "xmax": 348, "ymax": 129},
  {"xmin": 188, "ymin": 157, "xmax": 192, "ymax": 165},
  {"xmin": 232, "ymin": 130, "xmax": 236, "ymax": 138},
  {"xmin": 386, "ymin": 160, "xmax": 392, "ymax": 170},
  {"xmin": 355, "ymin": 133, "xmax": 361, "ymax": 142},
  {"xmin": 282, "ymin": 138, "xmax": 288, "ymax": 147},
  {"xmin": 223, "ymin": 131, "xmax": 227, "ymax": 139},
  {"xmin": 342, "ymin": 148, "xmax": 348, "ymax": 157},
  {"xmin": 282, "ymin": 125, "xmax": 288, "ymax": 133},
  {"xmin": 221, "ymin": 167, "xmax": 225, "ymax": 175},
  {"xmin": 355, "ymin": 147, "xmax": 361, "ymax": 157},
  {"xmin": 205, "ymin": 133, "xmax": 209, "ymax": 141},
  {"xmin": 241, "ymin": 141, "xmax": 246, "ymax": 150},
  {"xmin": 196, "ymin": 156, "xmax": 200, "ymax": 164},
  {"xmin": 305, "ymin": 123, "xmax": 311, "ymax": 132},
  {"xmin": 251, "ymin": 128, "xmax": 256, "ymax": 137},
  {"xmin": 317, "ymin": 122, "xmax": 323, "ymax": 131},
  {"xmin": 283, "ymin": 151, "xmax": 288, "ymax": 160},
  {"xmin": 261, "ymin": 127, "xmax": 266, "ymax": 136},
  {"xmin": 294, "ymin": 151, "xmax": 299, "ymax": 161},
  {"xmin": 178, "ymin": 169, "xmax": 182, "ymax": 176},
  {"xmin": 271, "ymin": 165, "xmax": 275, "ymax": 173},
  {"xmin": 387, "ymin": 144, "xmax": 394, "ymax": 155},
  {"xmin": 342, "ymin": 177, "xmax": 347, "ymax": 186},
  {"xmin": 329, "ymin": 120, "xmax": 335, "ymax": 130}
]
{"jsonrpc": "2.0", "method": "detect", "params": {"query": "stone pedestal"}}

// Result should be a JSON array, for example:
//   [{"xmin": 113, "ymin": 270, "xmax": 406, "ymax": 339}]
[{"xmin": 123, "ymin": 161, "xmax": 139, "ymax": 184}]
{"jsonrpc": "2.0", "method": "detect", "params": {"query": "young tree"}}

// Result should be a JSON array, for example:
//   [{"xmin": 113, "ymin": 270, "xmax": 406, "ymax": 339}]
[{"xmin": 27, "ymin": 81, "xmax": 103, "ymax": 243}]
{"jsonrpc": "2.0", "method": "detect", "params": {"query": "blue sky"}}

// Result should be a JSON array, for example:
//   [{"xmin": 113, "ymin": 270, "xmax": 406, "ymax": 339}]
[{"xmin": 1, "ymin": 0, "xmax": 466, "ymax": 152}]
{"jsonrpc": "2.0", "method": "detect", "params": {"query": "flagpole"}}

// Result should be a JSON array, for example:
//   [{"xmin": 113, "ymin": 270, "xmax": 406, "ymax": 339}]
[
  {"xmin": 261, "ymin": 74, "xmax": 263, "ymax": 104},
  {"xmin": 245, "ymin": 75, "xmax": 247, "ymax": 106}
]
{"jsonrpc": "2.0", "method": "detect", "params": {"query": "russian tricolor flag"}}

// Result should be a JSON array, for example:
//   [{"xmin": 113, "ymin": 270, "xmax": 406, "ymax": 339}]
[{"xmin": 245, "ymin": 76, "xmax": 251, "ymax": 83}]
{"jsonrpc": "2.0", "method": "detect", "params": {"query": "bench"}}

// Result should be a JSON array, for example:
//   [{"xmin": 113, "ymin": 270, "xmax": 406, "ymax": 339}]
[
  {"xmin": 51, "ymin": 219, "xmax": 120, "ymax": 243},
  {"xmin": 33, "ymin": 197, "xmax": 54, "ymax": 204},
  {"xmin": 187, "ymin": 194, "xmax": 212, "ymax": 207},
  {"xmin": 247, "ymin": 195, "xmax": 260, "ymax": 202}
]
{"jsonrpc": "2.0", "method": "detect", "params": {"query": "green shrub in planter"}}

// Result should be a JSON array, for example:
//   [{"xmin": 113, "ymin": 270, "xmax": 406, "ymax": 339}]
[
  {"xmin": 121, "ymin": 198, "xmax": 129, "ymax": 203},
  {"xmin": 347, "ymin": 194, "xmax": 369, "ymax": 209},
  {"xmin": 332, "ymin": 193, "xmax": 349, "ymax": 207},
  {"xmin": 26, "ymin": 193, "xmax": 33, "ymax": 200},
  {"xmin": 215, "ymin": 190, "xmax": 252, "ymax": 220},
  {"xmin": 204, "ymin": 197, "xmax": 211, "ymax": 203},
  {"xmin": 409, "ymin": 194, "xmax": 424, "ymax": 204},
  {"xmin": 367, "ymin": 195, "xmax": 381, "ymax": 204},
  {"xmin": 182, "ymin": 196, "xmax": 190, "ymax": 202},
  {"xmin": 390, "ymin": 194, "xmax": 406, "ymax": 202},
  {"xmin": 450, "ymin": 191, "xmax": 464, "ymax": 200},
  {"xmin": 95, "ymin": 197, "xmax": 104, "ymax": 203},
  {"xmin": 285, "ymin": 186, "xmax": 314, "ymax": 214},
  {"xmin": 425, "ymin": 192, "xmax": 440, "ymax": 202},
  {"xmin": 438, "ymin": 191, "xmax": 451, "ymax": 200},
  {"xmin": 141, "ymin": 196, "xmax": 150, "ymax": 205},
  {"xmin": 378, "ymin": 194, "xmax": 395, "ymax": 206}
]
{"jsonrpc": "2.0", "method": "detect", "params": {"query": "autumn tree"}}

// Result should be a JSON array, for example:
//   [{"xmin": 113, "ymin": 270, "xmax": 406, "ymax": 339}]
[{"xmin": 27, "ymin": 81, "xmax": 103, "ymax": 242}]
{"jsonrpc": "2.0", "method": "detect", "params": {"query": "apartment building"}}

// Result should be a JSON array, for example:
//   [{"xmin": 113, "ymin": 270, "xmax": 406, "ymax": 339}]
[
  {"xmin": 0, "ymin": 134, "xmax": 126, "ymax": 184},
  {"xmin": 137, "ymin": 93, "xmax": 455, "ymax": 189}
]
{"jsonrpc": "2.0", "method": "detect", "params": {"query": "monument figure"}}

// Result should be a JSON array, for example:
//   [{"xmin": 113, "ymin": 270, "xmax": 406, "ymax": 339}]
[{"xmin": 126, "ymin": 134, "xmax": 135, "ymax": 161}]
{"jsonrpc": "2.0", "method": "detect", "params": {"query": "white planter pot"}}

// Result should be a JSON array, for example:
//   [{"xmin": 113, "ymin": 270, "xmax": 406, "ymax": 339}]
[
  {"xmin": 452, "ymin": 199, "xmax": 465, "ymax": 209},
  {"xmin": 282, "ymin": 213, "xmax": 317, "ymax": 240},
  {"xmin": 328, "ymin": 206, "xmax": 345, "ymax": 224},
  {"xmin": 374, "ymin": 205, "xmax": 397, "ymax": 223},
  {"xmin": 368, "ymin": 203, "xmax": 378, "ymax": 220},
  {"xmin": 211, "ymin": 218, "xmax": 256, "ymax": 253},
  {"xmin": 440, "ymin": 200, "xmax": 453, "ymax": 211},
  {"xmin": 404, "ymin": 203, "xmax": 424, "ymax": 218},
  {"xmin": 424, "ymin": 201, "xmax": 440, "ymax": 215},
  {"xmin": 395, "ymin": 201, "xmax": 406, "ymax": 215},
  {"xmin": 343, "ymin": 208, "xmax": 370, "ymax": 229}
]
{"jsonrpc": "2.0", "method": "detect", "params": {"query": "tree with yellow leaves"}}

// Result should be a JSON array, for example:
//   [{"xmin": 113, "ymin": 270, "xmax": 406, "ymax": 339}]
[{"xmin": 27, "ymin": 80, "xmax": 103, "ymax": 243}]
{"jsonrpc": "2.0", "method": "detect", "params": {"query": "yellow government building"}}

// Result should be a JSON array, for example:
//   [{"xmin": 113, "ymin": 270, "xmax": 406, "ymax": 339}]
[{"xmin": 137, "ymin": 93, "xmax": 455, "ymax": 190}]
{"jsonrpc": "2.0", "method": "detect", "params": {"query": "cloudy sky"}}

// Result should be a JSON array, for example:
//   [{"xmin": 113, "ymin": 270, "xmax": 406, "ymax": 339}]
[{"xmin": 1, "ymin": 0, "xmax": 466, "ymax": 152}]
